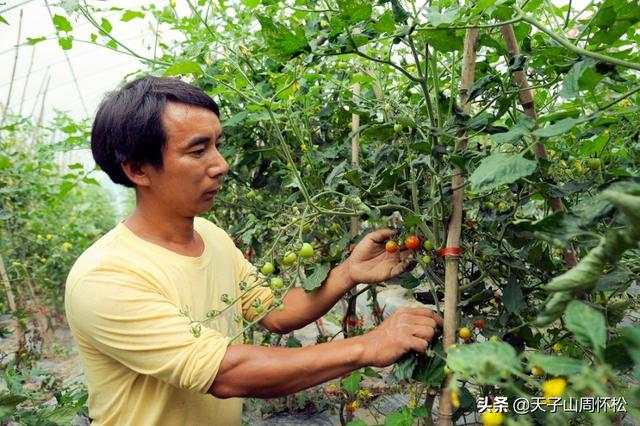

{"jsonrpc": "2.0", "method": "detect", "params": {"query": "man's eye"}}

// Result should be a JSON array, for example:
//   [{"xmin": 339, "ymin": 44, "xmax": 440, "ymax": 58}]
[{"xmin": 191, "ymin": 149, "xmax": 205, "ymax": 157}]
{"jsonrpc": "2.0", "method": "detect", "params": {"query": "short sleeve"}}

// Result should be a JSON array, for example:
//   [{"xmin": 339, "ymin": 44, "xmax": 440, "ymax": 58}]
[
  {"xmin": 66, "ymin": 272, "xmax": 229, "ymax": 394},
  {"xmin": 232, "ymin": 247, "xmax": 275, "ymax": 322}
]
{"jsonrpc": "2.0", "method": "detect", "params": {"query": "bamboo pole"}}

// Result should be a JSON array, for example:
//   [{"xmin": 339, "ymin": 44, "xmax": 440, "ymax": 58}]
[
  {"xmin": 0, "ymin": 256, "xmax": 17, "ymax": 313},
  {"xmin": 438, "ymin": 29, "xmax": 479, "ymax": 426},
  {"xmin": 500, "ymin": 25, "xmax": 578, "ymax": 268},
  {"xmin": 31, "ymin": 74, "xmax": 50, "ymax": 148},
  {"xmin": 1, "ymin": 9, "xmax": 24, "ymax": 126},
  {"xmin": 344, "ymin": 82, "xmax": 361, "ymax": 338},
  {"xmin": 18, "ymin": 45, "xmax": 37, "ymax": 116}
]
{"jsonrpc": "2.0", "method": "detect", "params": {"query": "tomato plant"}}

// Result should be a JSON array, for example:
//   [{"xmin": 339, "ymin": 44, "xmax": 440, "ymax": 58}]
[{"xmin": 3, "ymin": 0, "xmax": 640, "ymax": 423}]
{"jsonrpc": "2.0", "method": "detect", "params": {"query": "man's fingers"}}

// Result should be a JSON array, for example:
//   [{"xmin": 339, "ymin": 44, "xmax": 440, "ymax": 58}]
[
  {"xmin": 367, "ymin": 228, "xmax": 398, "ymax": 244},
  {"xmin": 409, "ymin": 336, "xmax": 429, "ymax": 353},
  {"xmin": 412, "ymin": 326, "xmax": 435, "ymax": 341},
  {"xmin": 398, "ymin": 307, "xmax": 444, "ymax": 327}
]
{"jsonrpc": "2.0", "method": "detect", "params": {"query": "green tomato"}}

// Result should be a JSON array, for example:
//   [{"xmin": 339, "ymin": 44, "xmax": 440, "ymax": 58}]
[
  {"xmin": 587, "ymin": 158, "xmax": 601, "ymax": 170},
  {"xmin": 423, "ymin": 240, "xmax": 433, "ymax": 250},
  {"xmin": 484, "ymin": 201, "xmax": 495, "ymax": 210},
  {"xmin": 260, "ymin": 262, "xmax": 275, "ymax": 275},
  {"xmin": 282, "ymin": 251, "xmax": 297, "ymax": 265},
  {"xmin": 247, "ymin": 190, "xmax": 256, "ymax": 200},
  {"xmin": 393, "ymin": 123, "xmax": 403, "ymax": 134},
  {"xmin": 256, "ymin": 194, "xmax": 264, "ymax": 202},
  {"xmin": 270, "ymin": 277, "xmax": 284, "ymax": 289},
  {"xmin": 298, "ymin": 242, "xmax": 314, "ymax": 258},
  {"xmin": 421, "ymin": 255, "xmax": 432, "ymax": 264}
]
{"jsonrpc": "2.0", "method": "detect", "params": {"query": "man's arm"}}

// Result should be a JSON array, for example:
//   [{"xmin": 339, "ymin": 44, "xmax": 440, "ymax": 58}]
[{"xmin": 210, "ymin": 307, "xmax": 442, "ymax": 399}]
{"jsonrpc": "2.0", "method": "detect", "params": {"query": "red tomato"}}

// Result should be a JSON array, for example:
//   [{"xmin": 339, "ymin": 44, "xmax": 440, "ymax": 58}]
[
  {"xmin": 405, "ymin": 236, "xmax": 420, "ymax": 250},
  {"xmin": 385, "ymin": 240, "xmax": 399, "ymax": 253}
]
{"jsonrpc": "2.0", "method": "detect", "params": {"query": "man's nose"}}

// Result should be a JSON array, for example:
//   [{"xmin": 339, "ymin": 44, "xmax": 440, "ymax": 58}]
[{"xmin": 207, "ymin": 149, "xmax": 229, "ymax": 178}]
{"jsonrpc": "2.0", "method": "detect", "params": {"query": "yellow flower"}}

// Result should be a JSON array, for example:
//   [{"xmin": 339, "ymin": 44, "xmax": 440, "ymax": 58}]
[
  {"xmin": 62, "ymin": 242, "xmax": 73, "ymax": 251},
  {"xmin": 574, "ymin": 161, "xmax": 583, "ymax": 172},
  {"xmin": 358, "ymin": 389, "xmax": 373, "ymax": 399},
  {"xmin": 301, "ymin": 143, "xmax": 307, "ymax": 152},
  {"xmin": 552, "ymin": 342, "xmax": 561, "ymax": 352},
  {"xmin": 327, "ymin": 383, "xmax": 337, "ymax": 392},
  {"xmin": 46, "ymin": 234, "xmax": 54, "ymax": 240},
  {"xmin": 451, "ymin": 389, "xmax": 460, "ymax": 408},
  {"xmin": 481, "ymin": 408, "xmax": 503, "ymax": 426},
  {"xmin": 498, "ymin": 201, "xmax": 508, "ymax": 211},
  {"xmin": 408, "ymin": 399, "xmax": 416, "ymax": 409},
  {"xmin": 542, "ymin": 377, "xmax": 567, "ymax": 402},
  {"xmin": 40, "ymin": 257, "xmax": 47, "ymax": 264}
]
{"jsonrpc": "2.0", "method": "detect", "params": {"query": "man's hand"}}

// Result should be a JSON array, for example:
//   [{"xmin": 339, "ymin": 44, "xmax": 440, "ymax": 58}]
[
  {"xmin": 360, "ymin": 307, "xmax": 443, "ymax": 368},
  {"xmin": 342, "ymin": 229, "xmax": 416, "ymax": 286}
]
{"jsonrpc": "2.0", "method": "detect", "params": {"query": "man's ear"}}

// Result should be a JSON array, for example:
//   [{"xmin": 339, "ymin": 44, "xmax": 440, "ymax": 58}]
[{"xmin": 121, "ymin": 161, "xmax": 151, "ymax": 187}]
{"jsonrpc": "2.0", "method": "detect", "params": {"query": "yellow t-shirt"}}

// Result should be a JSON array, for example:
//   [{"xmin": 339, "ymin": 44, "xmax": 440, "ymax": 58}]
[{"xmin": 65, "ymin": 217, "xmax": 274, "ymax": 426}]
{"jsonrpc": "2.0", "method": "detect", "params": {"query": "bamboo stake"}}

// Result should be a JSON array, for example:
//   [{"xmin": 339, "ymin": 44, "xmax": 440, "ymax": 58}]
[
  {"xmin": 1, "ymin": 9, "xmax": 24, "ymax": 126},
  {"xmin": 31, "ymin": 74, "xmax": 50, "ymax": 148},
  {"xmin": 18, "ymin": 45, "xmax": 37, "ymax": 116},
  {"xmin": 344, "ymin": 82, "xmax": 361, "ymax": 338},
  {"xmin": 0, "ymin": 256, "xmax": 17, "ymax": 312},
  {"xmin": 500, "ymin": 25, "xmax": 578, "ymax": 268},
  {"xmin": 343, "ymin": 81, "xmax": 362, "ymax": 425},
  {"xmin": 438, "ymin": 29, "xmax": 479, "ymax": 426}
]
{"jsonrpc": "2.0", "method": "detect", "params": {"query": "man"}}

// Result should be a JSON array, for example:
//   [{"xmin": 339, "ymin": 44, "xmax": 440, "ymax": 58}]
[{"xmin": 65, "ymin": 76, "xmax": 442, "ymax": 425}]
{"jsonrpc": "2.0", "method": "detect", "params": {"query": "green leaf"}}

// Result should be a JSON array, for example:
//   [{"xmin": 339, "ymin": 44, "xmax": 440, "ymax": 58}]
[
  {"xmin": 100, "ymin": 17, "xmax": 112, "ymax": 34},
  {"xmin": 346, "ymin": 421, "xmax": 368, "ymax": 426},
  {"xmin": 502, "ymin": 276, "xmax": 524, "ymax": 313},
  {"xmin": 337, "ymin": 0, "xmax": 373, "ymax": 24},
  {"xmin": 121, "ymin": 10, "xmax": 145, "ymax": 22},
  {"xmin": 423, "ymin": 7, "xmax": 460, "ymax": 27},
  {"xmin": 595, "ymin": 266, "xmax": 633, "ymax": 292},
  {"xmin": 413, "ymin": 342, "xmax": 446, "ymax": 386},
  {"xmin": 164, "ymin": 60, "xmax": 203, "ymax": 76},
  {"xmin": 559, "ymin": 60, "xmax": 597, "ymax": 99},
  {"xmin": 447, "ymin": 341, "xmax": 521, "ymax": 384},
  {"xmin": 526, "ymin": 353, "xmax": 587, "ymax": 375},
  {"xmin": 392, "ymin": 352, "xmax": 419, "ymax": 382},
  {"xmin": 52, "ymin": 14, "xmax": 73, "ymax": 32},
  {"xmin": 373, "ymin": 10, "xmax": 396, "ymax": 34},
  {"xmin": 341, "ymin": 370, "xmax": 361, "ymax": 394},
  {"xmin": 256, "ymin": 15, "xmax": 309, "ymax": 60},
  {"xmin": 564, "ymin": 301, "xmax": 606, "ymax": 357},
  {"xmin": 0, "ymin": 392, "xmax": 27, "ymax": 419},
  {"xmin": 27, "ymin": 36, "xmax": 46, "ymax": 45},
  {"xmin": 491, "ymin": 115, "xmax": 535, "ymax": 144},
  {"xmin": 82, "ymin": 177, "xmax": 100, "ymax": 186},
  {"xmin": 423, "ymin": 29, "xmax": 463, "ymax": 52},
  {"xmin": 363, "ymin": 367, "xmax": 381, "ymax": 378},
  {"xmin": 469, "ymin": 153, "xmax": 537, "ymax": 193},
  {"xmin": 0, "ymin": 15, "xmax": 8, "ymax": 25},
  {"xmin": 532, "ymin": 117, "xmax": 581, "ymax": 138},
  {"xmin": 285, "ymin": 335, "xmax": 302, "ymax": 347},
  {"xmin": 384, "ymin": 410, "xmax": 414, "ymax": 426},
  {"xmin": 243, "ymin": 0, "xmax": 260, "ymax": 8},
  {"xmin": 621, "ymin": 327, "xmax": 640, "ymax": 365},
  {"xmin": 58, "ymin": 36, "xmax": 73, "ymax": 50},
  {"xmin": 302, "ymin": 262, "xmax": 330, "ymax": 291}
]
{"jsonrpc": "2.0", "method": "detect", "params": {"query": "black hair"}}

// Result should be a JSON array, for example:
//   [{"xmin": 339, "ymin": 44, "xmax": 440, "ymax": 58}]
[{"xmin": 91, "ymin": 76, "xmax": 220, "ymax": 187}]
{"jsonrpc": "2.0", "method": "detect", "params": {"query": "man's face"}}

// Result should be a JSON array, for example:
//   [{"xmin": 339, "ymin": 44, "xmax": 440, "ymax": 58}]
[{"xmin": 144, "ymin": 102, "xmax": 228, "ymax": 216}]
